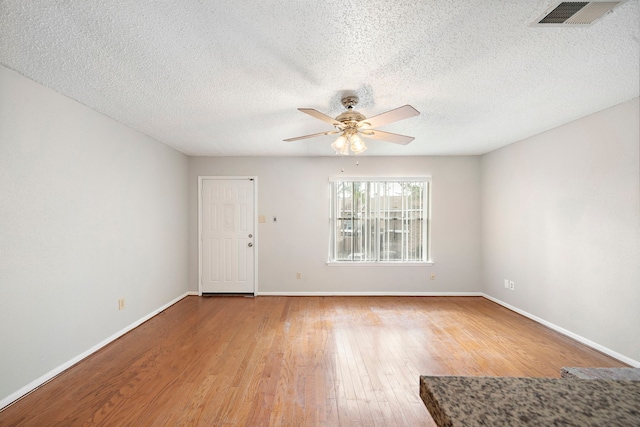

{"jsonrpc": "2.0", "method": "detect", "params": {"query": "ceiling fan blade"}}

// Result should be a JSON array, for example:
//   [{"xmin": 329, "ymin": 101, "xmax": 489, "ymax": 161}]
[
  {"xmin": 283, "ymin": 130, "xmax": 339, "ymax": 142},
  {"xmin": 359, "ymin": 105, "xmax": 419, "ymax": 129},
  {"xmin": 360, "ymin": 129, "xmax": 415, "ymax": 145},
  {"xmin": 298, "ymin": 108, "xmax": 342, "ymax": 127}
]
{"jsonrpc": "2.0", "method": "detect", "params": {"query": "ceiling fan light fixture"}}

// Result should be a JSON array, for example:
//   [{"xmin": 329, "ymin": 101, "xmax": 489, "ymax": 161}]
[
  {"xmin": 331, "ymin": 134, "xmax": 349, "ymax": 155},
  {"xmin": 349, "ymin": 133, "xmax": 367, "ymax": 154}
]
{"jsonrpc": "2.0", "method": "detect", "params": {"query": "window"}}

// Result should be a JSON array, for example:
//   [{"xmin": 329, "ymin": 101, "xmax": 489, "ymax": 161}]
[{"xmin": 329, "ymin": 178, "xmax": 430, "ymax": 263}]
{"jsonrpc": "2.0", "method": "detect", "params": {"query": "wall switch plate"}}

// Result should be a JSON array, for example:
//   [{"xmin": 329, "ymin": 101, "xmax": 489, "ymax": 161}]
[
  {"xmin": 430, "ymin": 273, "xmax": 436, "ymax": 280},
  {"xmin": 509, "ymin": 281, "xmax": 515, "ymax": 290},
  {"xmin": 504, "ymin": 279, "xmax": 509, "ymax": 289},
  {"xmin": 272, "ymin": 216, "xmax": 277, "ymax": 223},
  {"xmin": 296, "ymin": 272, "xmax": 302, "ymax": 279},
  {"xmin": 258, "ymin": 215, "xmax": 266, "ymax": 223},
  {"xmin": 118, "ymin": 298, "xmax": 125, "ymax": 310}
]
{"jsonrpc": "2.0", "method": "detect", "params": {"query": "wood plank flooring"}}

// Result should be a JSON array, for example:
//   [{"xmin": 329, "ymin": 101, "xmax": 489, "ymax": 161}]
[{"xmin": 0, "ymin": 296, "xmax": 627, "ymax": 426}]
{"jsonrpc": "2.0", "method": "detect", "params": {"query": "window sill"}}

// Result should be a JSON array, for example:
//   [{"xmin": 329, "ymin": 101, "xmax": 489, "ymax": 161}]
[{"xmin": 326, "ymin": 261, "xmax": 434, "ymax": 267}]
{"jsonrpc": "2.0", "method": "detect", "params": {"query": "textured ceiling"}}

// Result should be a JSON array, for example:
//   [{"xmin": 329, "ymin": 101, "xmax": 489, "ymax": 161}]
[{"xmin": 1, "ymin": 1, "xmax": 638, "ymax": 156}]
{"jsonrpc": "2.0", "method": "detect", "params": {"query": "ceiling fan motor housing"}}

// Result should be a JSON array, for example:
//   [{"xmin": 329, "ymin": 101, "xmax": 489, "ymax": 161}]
[
  {"xmin": 336, "ymin": 96, "xmax": 366, "ymax": 128},
  {"xmin": 336, "ymin": 110, "xmax": 366, "ymax": 125}
]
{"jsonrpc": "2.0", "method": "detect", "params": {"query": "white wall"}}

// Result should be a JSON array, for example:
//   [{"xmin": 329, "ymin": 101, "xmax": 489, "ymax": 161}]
[
  {"xmin": 189, "ymin": 156, "xmax": 481, "ymax": 294},
  {"xmin": 0, "ymin": 66, "xmax": 190, "ymax": 404},
  {"xmin": 481, "ymin": 97, "xmax": 640, "ymax": 363}
]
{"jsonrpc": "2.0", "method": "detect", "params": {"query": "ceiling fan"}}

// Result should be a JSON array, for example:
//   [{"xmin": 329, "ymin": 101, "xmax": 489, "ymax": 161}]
[{"xmin": 283, "ymin": 96, "xmax": 420, "ymax": 155}]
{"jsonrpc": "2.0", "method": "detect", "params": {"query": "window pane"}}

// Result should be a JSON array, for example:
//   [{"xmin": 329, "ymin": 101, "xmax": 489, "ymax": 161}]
[
  {"xmin": 330, "ymin": 179, "xmax": 429, "ymax": 263},
  {"xmin": 350, "ymin": 182, "xmax": 367, "ymax": 261},
  {"xmin": 405, "ymin": 182, "xmax": 424, "ymax": 261},
  {"xmin": 379, "ymin": 182, "xmax": 402, "ymax": 261},
  {"xmin": 336, "ymin": 182, "xmax": 352, "ymax": 261}
]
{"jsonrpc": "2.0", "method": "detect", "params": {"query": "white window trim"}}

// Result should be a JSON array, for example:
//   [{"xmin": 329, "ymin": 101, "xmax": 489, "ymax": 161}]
[
  {"xmin": 327, "ymin": 176, "xmax": 433, "ymax": 266},
  {"xmin": 326, "ymin": 261, "xmax": 434, "ymax": 267}
]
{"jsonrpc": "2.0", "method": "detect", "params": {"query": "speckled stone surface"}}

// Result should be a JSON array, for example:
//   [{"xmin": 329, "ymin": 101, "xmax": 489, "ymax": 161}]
[
  {"xmin": 561, "ymin": 367, "xmax": 640, "ymax": 381},
  {"xmin": 420, "ymin": 375, "xmax": 640, "ymax": 427}
]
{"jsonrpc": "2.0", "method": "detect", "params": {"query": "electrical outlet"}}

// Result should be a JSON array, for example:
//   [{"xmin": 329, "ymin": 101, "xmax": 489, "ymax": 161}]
[
  {"xmin": 504, "ymin": 279, "xmax": 509, "ymax": 289},
  {"xmin": 118, "ymin": 298, "xmax": 125, "ymax": 310},
  {"xmin": 509, "ymin": 281, "xmax": 515, "ymax": 291},
  {"xmin": 430, "ymin": 273, "xmax": 436, "ymax": 280},
  {"xmin": 296, "ymin": 272, "xmax": 302, "ymax": 279}
]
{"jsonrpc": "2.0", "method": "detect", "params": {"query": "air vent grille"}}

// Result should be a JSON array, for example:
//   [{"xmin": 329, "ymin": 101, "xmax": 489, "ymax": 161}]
[
  {"xmin": 539, "ymin": 2, "xmax": 589, "ymax": 24},
  {"xmin": 533, "ymin": 1, "xmax": 626, "ymax": 26}
]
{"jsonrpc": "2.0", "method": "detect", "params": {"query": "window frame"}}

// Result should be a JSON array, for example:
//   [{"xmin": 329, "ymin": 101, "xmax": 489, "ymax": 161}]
[{"xmin": 327, "ymin": 176, "xmax": 433, "ymax": 266}]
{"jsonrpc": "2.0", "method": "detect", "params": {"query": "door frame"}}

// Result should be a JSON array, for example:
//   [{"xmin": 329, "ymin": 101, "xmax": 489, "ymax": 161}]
[{"xmin": 198, "ymin": 176, "xmax": 258, "ymax": 296}]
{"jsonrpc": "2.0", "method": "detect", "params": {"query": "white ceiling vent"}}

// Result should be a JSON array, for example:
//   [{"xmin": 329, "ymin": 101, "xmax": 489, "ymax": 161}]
[{"xmin": 533, "ymin": 1, "xmax": 626, "ymax": 26}]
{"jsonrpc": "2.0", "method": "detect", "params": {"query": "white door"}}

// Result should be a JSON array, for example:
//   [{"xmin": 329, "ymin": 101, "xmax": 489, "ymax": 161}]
[{"xmin": 200, "ymin": 178, "xmax": 255, "ymax": 294}]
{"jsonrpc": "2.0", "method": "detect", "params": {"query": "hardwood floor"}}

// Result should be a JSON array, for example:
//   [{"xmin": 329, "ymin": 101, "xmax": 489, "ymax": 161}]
[{"xmin": 0, "ymin": 296, "xmax": 627, "ymax": 426}]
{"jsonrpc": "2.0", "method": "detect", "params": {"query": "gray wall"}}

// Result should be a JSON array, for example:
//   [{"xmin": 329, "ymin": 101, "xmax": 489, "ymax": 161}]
[
  {"xmin": 189, "ymin": 156, "xmax": 482, "ymax": 294},
  {"xmin": 0, "ymin": 66, "xmax": 190, "ymax": 403},
  {"xmin": 480, "ymin": 97, "xmax": 640, "ymax": 362}
]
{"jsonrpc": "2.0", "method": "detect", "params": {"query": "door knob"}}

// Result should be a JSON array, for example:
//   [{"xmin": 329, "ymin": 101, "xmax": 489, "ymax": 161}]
[{"xmin": 248, "ymin": 242, "xmax": 253, "ymax": 247}]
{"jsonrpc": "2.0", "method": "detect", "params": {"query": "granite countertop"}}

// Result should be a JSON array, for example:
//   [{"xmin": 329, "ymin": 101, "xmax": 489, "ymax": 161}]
[
  {"xmin": 420, "ymin": 375, "xmax": 640, "ymax": 427},
  {"xmin": 561, "ymin": 367, "xmax": 640, "ymax": 381}
]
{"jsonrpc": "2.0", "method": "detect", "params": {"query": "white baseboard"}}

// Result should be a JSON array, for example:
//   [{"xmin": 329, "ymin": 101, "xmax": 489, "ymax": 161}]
[
  {"xmin": 0, "ymin": 292, "xmax": 194, "ymax": 411},
  {"xmin": 257, "ymin": 291, "xmax": 483, "ymax": 296},
  {"xmin": 482, "ymin": 294, "xmax": 640, "ymax": 368}
]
